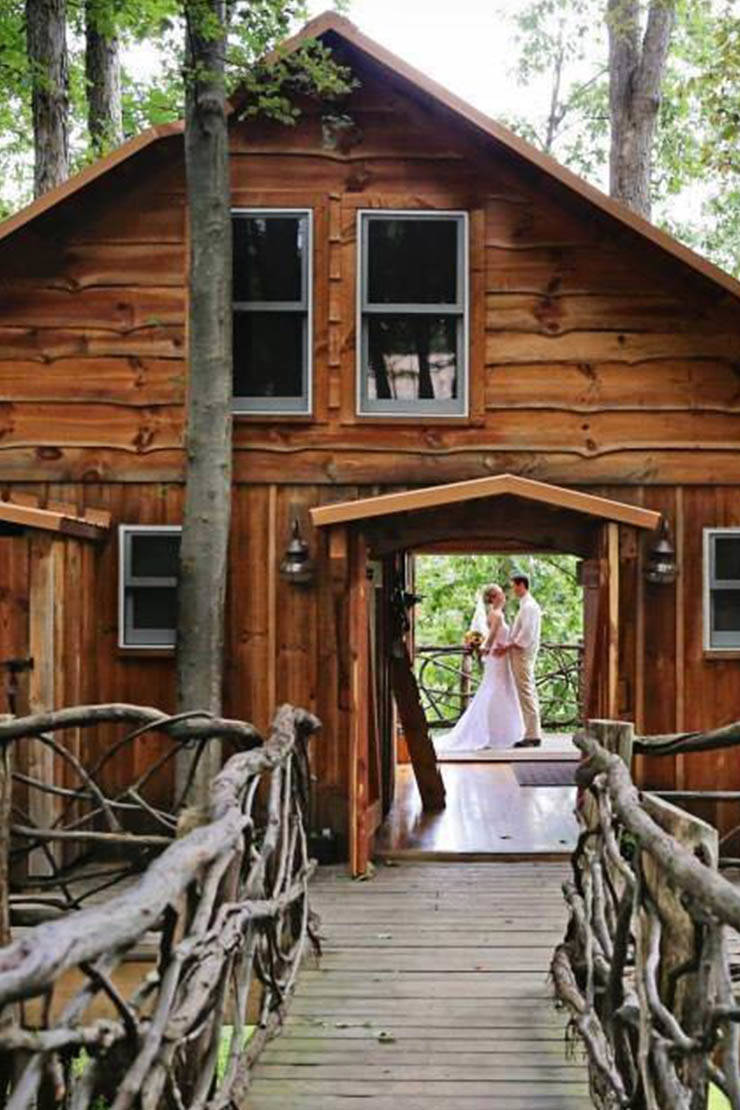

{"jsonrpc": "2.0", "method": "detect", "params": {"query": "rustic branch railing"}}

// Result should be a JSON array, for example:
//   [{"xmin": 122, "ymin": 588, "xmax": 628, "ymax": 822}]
[
  {"xmin": 0, "ymin": 702, "xmax": 321, "ymax": 1110},
  {"xmin": 415, "ymin": 641, "xmax": 583, "ymax": 729},
  {"xmin": 553, "ymin": 719, "xmax": 740, "ymax": 1110}
]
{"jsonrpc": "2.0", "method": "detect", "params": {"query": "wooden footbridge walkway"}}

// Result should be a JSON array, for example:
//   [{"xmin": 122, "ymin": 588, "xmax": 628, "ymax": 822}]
[{"xmin": 244, "ymin": 861, "xmax": 590, "ymax": 1109}]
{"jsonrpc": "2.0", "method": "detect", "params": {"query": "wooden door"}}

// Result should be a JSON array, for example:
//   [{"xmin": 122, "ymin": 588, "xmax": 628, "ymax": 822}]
[{"xmin": 581, "ymin": 522, "xmax": 620, "ymax": 720}]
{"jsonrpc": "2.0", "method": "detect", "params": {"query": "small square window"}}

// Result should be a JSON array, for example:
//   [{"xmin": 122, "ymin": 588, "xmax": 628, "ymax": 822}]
[
  {"xmin": 232, "ymin": 209, "xmax": 312, "ymax": 414},
  {"xmin": 704, "ymin": 529, "xmax": 740, "ymax": 650},
  {"xmin": 358, "ymin": 211, "xmax": 468, "ymax": 416},
  {"xmin": 119, "ymin": 526, "xmax": 181, "ymax": 648}
]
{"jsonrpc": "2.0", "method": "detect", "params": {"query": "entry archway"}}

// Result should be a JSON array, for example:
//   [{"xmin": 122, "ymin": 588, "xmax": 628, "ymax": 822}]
[{"xmin": 311, "ymin": 474, "xmax": 661, "ymax": 874}]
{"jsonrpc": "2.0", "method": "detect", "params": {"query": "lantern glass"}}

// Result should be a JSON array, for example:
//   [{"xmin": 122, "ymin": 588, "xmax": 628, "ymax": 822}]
[
  {"xmin": 646, "ymin": 519, "xmax": 677, "ymax": 585},
  {"xmin": 279, "ymin": 518, "xmax": 315, "ymax": 585}
]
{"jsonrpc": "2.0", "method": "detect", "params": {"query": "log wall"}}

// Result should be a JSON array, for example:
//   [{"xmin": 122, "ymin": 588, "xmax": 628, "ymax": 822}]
[{"xmin": 0, "ymin": 44, "xmax": 739, "ymax": 840}]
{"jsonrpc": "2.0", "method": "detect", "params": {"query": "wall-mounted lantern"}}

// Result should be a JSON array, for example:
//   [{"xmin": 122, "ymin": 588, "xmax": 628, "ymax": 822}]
[
  {"xmin": 279, "ymin": 518, "xmax": 315, "ymax": 586},
  {"xmin": 645, "ymin": 518, "xmax": 677, "ymax": 585}
]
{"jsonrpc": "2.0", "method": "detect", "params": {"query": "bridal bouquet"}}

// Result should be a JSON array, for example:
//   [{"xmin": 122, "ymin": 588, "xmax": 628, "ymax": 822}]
[{"xmin": 463, "ymin": 630, "xmax": 484, "ymax": 652}]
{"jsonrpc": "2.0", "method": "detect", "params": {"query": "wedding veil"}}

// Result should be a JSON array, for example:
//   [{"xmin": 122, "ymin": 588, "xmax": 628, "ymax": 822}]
[{"xmin": 469, "ymin": 588, "xmax": 490, "ymax": 637}]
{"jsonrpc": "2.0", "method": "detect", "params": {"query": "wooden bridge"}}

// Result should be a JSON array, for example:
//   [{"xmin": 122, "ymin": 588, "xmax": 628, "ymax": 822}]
[
  {"xmin": 243, "ymin": 860, "xmax": 590, "ymax": 1109},
  {"xmin": 5, "ymin": 707, "xmax": 740, "ymax": 1109}
]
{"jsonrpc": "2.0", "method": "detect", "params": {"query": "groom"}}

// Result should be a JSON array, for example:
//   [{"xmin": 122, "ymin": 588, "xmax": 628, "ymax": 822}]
[{"xmin": 494, "ymin": 572, "xmax": 542, "ymax": 747}]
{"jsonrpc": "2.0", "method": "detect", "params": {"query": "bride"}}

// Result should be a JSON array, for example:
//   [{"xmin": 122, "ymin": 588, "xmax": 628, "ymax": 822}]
[{"xmin": 436, "ymin": 584, "xmax": 524, "ymax": 752}]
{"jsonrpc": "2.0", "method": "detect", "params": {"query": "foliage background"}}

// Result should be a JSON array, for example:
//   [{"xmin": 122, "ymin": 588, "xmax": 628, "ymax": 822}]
[
  {"xmin": 414, "ymin": 553, "xmax": 584, "ymax": 646},
  {"xmin": 414, "ymin": 553, "xmax": 584, "ymax": 729}
]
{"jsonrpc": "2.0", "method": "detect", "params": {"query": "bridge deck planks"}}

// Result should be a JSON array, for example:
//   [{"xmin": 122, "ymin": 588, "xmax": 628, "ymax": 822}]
[{"xmin": 243, "ymin": 861, "xmax": 590, "ymax": 1110}]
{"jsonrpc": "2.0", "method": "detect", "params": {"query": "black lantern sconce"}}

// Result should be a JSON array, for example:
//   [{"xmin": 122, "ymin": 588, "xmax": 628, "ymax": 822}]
[
  {"xmin": 279, "ymin": 518, "xmax": 315, "ymax": 586},
  {"xmin": 645, "ymin": 517, "xmax": 677, "ymax": 585}
]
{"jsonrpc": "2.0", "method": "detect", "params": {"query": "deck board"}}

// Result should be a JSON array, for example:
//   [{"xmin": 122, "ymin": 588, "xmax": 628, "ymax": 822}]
[
  {"xmin": 375, "ymin": 764, "xmax": 578, "ymax": 857},
  {"xmin": 243, "ymin": 861, "xmax": 589, "ymax": 1109}
]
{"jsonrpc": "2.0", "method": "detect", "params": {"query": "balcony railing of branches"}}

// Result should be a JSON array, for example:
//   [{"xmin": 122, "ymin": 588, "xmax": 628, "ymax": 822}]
[
  {"xmin": 0, "ymin": 702, "xmax": 321, "ymax": 1110},
  {"xmin": 415, "ymin": 641, "xmax": 583, "ymax": 730},
  {"xmin": 553, "ymin": 719, "xmax": 740, "ymax": 1110}
]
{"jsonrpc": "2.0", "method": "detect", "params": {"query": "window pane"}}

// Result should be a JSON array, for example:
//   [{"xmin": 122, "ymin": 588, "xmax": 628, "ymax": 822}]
[
  {"xmin": 130, "ymin": 533, "xmax": 180, "ymax": 578},
  {"xmin": 715, "ymin": 536, "xmax": 740, "ymax": 581},
  {"xmin": 233, "ymin": 215, "xmax": 305, "ymax": 302},
  {"xmin": 713, "ymin": 589, "xmax": 740, "ymax": 634},
  {"xmin": 367, "ymin": 218, "xmax": 459, "ymax": 305},
  {"xmin": 366, "ymin": 315, "xmax": 458, "ymax": 401},
  {"xmin": 233, "ymin": 311, "xmax": 304, "ymax": 400},
  {"xmin": 130, "ymin": 587, "xmax": 177, "ymax": 632}
]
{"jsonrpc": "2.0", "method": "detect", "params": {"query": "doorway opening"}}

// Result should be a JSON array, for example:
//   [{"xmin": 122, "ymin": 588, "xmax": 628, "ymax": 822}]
[
  {"xmin": 375, "ymin": 551, "xmax": 584, "ymax": 858},
  {"xmin": 415, "ymin": 551, "xmax": 583, "ymax": 759},
  {"xmin": 309, "ymin": 472, "xmax": 663, "ymax": 874}
]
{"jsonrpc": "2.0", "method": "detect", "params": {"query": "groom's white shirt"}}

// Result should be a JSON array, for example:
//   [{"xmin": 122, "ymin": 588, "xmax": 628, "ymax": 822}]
[{"xmin": 511, "ymin": 593, "xmax": 541, "ymax": 654}]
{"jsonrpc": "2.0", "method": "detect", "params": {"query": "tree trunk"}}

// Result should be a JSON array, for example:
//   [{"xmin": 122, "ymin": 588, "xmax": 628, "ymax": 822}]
[
  {"xmin": 176, "ymin": 0, "xmax": 233, "ymax": 803},
  {"xmin": 85, "ymin": 0, "xmax": 123, "ymax": 154},
  {"xmin": 606, "ymin": 0, "xmax": 675, "ymax": 219},
  {"xmin": 26, "ymin": 0, "xmax": 69, "ymax": 197}
]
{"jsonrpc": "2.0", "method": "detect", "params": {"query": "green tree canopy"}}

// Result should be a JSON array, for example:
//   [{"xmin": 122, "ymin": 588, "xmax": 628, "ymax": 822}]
[
  {"xmin": 414, "ymin": 553, "xmax": 583, "ymax": 646},
  {"xmin": 502, "ymin": 0, "xmax": 740, "ymax": 275}
]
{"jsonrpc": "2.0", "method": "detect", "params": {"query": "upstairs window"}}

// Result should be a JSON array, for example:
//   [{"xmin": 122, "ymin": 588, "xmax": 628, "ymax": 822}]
[
  {"xmin": 119, "ymin": 526, "xmax": 180, "ymax": 648},
  {"xmin": 357, "ymin": 211, "xmax": 468, "ymax": 416},
  {"xmin": 704, "ymin": 529, "xmax": 740, "ymax": 650},
  {"xmin": 232, "ymin": 209, "xmax": 312, "ymax": 414}
]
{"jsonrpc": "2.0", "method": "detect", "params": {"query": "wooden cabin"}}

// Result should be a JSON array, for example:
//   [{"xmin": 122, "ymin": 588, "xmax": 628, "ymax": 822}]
[{"xmin": 1, "ymin": 11, "xmax": 740, "ymax": 873}]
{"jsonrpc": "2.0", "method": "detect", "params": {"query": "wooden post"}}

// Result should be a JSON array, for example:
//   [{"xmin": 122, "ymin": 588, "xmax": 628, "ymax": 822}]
[
  {"xmin": 606, "ymin": 523, "xmax": 620, "ymax": 720},
  {"xmin": 348, "ymin": 531, "xmax": 371, "ymax": 876},
  {"xmin": 583, "ymin": 720, "xmax": 635, "ymax": 838},
  {"xmin": 587, "ymin": 718, "xmax": 634, "ymax": 769},
  {"xmin": 639, "ymin": 792, "xmax": 718, "ymax": 1104},
  {"xmin": 459, "ymin": 649, "xmax": 472, "ymax": 713},
  {"xmin": 0, "ymin": 719, "xmax": 11, "ymax": 948},
  {"xmin": 28, "ymin": 534, "xmax": 62, "ymax": 875},
  {"xmin": 390, "ymin": 646, "xmax": 446, "ymax": 813}
]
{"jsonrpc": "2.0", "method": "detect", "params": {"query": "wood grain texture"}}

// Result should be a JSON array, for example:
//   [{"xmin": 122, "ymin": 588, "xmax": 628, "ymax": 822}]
[
  {"xmin": 1, "ymin": 40, "xmax": 740, "ymax": 856},
  {"xmin": 244, "ymin": 861, "xmax": 589, "ymax": 1109},
  {"xmin": 375, "ymin": 763, "xmax": 577, "ymax": 857},
  {"xmin": 0, "ymin": 51, "xmax": 737, "ymax": 481}
]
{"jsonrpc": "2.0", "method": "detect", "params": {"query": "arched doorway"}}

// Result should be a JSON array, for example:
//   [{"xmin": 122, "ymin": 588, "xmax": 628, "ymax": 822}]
[{"xmin": 311, "ymin": 474, "xmax": 661, "ymax": 874}]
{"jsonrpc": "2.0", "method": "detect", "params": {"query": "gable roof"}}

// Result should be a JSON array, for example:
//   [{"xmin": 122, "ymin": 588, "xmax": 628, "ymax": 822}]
[
  {"xmin": 0, "ymin": 10, "xmax": 738, "ymax": 304},
  {"xmin": 310, "ymin": 474, "xmax": 662, "ymax": 531}
]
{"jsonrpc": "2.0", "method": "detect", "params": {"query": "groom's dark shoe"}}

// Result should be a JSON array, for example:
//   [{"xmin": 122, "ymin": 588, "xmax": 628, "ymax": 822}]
[{"xmin": 513, "ymin": 737, "xmax": 542, "ymax": 748}]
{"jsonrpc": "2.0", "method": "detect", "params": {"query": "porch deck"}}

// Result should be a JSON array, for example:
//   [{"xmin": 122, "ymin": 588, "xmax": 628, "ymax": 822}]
[
  {"xmin": 375, "ymin": 762, "xmax": 579, "ymax": 858},
  {"xmin": 243, "ymin": 861, "xmax": 591, "ymax": 1109}
]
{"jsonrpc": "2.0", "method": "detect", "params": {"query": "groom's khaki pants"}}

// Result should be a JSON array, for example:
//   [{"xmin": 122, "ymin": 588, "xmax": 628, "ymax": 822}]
[{"xmin": 511, "ymin": 649, "xmax": 542, "ymax": 740}]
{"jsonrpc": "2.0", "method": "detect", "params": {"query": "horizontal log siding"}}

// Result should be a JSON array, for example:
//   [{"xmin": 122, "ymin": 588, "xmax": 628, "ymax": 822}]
[
  {"xmin": 0, "ymin": 57, "xmax": 739, "ymax": 844},
  {"xmin": 0, "ymin": 66, "xmax": 737, "ymax": 482}
]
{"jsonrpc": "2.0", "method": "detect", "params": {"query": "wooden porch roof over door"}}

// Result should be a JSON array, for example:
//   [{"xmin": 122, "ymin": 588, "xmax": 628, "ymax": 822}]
[{"xmin": 309, "ymin": 474, "xmax": 663, "ymax": 532}]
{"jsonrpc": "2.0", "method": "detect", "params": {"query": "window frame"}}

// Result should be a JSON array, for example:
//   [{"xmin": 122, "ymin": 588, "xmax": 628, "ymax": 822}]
[
  {"xmin": 231, "ymin": 207, "xmax": 313, "ymax": 416},
  {"xmin": 703, "ymin": 527, "xmax": 740, "ymax": 652},
  {"xmin": 118, "ymin": 524, "xmax": 182, "ymax": 649},
  {"xmin": 356, "ymin": 209, "xmax": 469, "ymax": 418}
]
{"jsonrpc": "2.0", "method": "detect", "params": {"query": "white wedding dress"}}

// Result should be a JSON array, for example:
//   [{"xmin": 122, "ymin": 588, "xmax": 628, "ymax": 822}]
[{"xmin": 436, "ymin": 615, "xmax": 525, "ymax": 752}]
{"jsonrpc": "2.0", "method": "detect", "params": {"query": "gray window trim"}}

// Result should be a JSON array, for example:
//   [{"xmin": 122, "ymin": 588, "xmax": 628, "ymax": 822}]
[
  {"xmin": 118, "ymin": 524, "xmax": 181, "ymax": 648},
  {"xmin": 356, "ymin": 209, "xmax": 469, "ymax": 417},
  {"xmin": 232, "ymin": 207, "xmax": 313, "ymax": 415},
  {"xmin": 703, "ymin": 527, "xmax": 740, "ymax": 650}
]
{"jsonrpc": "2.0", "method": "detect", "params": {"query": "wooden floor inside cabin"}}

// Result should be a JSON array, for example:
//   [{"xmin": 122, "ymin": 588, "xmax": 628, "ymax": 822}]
[
  {"xmin": 375, "ymin": 761, "xmax": 579, "ymax": 858},
  {"xmin": 433, "ymin": 731, "xmax": 579, "ymax": 762},
  {"xmin": 243, "ymin": 861, "xmax": 590, "ymax": 1110}
]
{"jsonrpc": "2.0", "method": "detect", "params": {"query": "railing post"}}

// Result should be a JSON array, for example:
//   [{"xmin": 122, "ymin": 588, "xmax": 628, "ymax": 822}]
[
  {"xmin": 587, "ymin": 718, "xmax": 634, "ymax": 769},
  {"xmin": 459, "ymin": 649, "xmax": 472, "ymax": 713}
]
